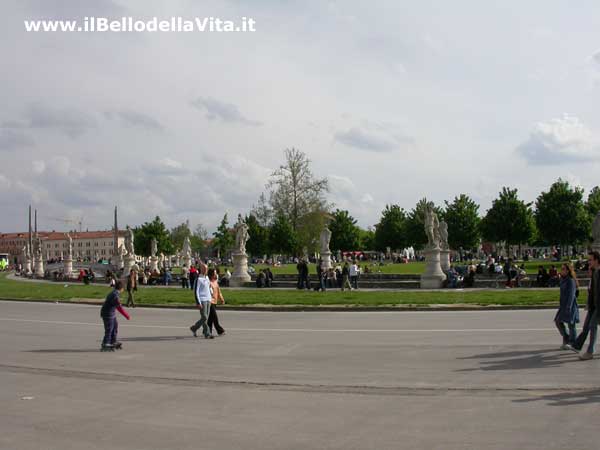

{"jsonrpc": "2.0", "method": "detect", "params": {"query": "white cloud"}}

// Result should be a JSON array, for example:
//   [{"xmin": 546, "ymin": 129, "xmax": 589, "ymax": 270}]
[
  {"xmin": 32, "ymin": 160, "xmax": 46, "ymax": 174},
  {"xmin": 516, "ymin": 114, "xmax": 600, "ymax": 165},
  {"xmin": 0, "ymin": 174, "xmax": 11, "ymax": 190}
]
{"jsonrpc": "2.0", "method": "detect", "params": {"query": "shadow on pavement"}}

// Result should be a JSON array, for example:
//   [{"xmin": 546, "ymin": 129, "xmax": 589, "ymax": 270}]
[
  {"xmin": 120, "ymin": 335, "xmax": 193, "ymax": 342},
  {"xmin": 513, "ymin": 388, "xmax": 600, "ymax": 406},
  {"xmin": 24, "ymin": 349, "xmax": 101, "ymax": 353},
  {"xmin": 457, "ymin": 348, "xmax": 576, "ymax": 372}
]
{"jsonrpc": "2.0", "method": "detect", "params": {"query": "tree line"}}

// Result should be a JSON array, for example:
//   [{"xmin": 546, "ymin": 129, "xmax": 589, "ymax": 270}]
[{"xmin": 132, "ymin": 148, "xmax": 600, "ymax": 258}]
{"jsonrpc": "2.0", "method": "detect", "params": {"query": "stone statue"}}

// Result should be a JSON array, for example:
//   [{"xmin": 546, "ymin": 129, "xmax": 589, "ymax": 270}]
[
  {"xmin": 66, "ymin": 232, "xmax": 73, "ymax": 257},
  {"xmin": 150, "ymin": 237, "xmax": 158, "ymax": 257},
  {"xmin": 125, "ymin": 226, "xmax": 135, "ymax": 255},
  {"xmin": 182, "ymin": 236, "xmax": 191, "ymax": 257},
  {"xmin": 424, "ymin": 206, "xmax": 441, "ymax": 249},
  {"xmin": 320, "ymin": 226, "xmax": 332, "ymax": 253},
  {"xmin": 593, "ymin": 212, "xmax": 600, "ymax": 245},
  {"xmin": 439, "ymin": 221, "xmax": 449, "ymax": 251},
  {"xmin": 234, "ymin": 214, "xmax": 250, "ymax": 254}
]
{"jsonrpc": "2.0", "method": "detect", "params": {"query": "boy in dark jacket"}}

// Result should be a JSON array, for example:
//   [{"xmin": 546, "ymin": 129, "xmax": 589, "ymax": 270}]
[{"xmin": 100, "ymin": 281, "xmax": 131, "ymax": 351}]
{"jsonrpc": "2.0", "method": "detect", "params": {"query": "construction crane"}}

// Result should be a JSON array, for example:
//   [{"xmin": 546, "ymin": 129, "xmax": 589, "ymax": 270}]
[{"xmin": 44, "ymin": 216, "xmax": 84, "ymax": 233}]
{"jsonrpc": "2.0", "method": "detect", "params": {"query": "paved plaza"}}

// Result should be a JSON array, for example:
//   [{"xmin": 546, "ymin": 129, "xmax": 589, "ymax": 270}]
[{"xmin": 1, "ymin": 301, "xmax": 599, "ymax": 449}]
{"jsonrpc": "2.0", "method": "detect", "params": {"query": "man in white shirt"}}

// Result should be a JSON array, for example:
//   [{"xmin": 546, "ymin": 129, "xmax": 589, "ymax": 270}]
[
  {"xmin": 350, "ymin": 262, "xmax": 360, "ymax": 289},
  {"xmin": 190, "ymin": 263, "xmax": 214, "ymax": 339}
]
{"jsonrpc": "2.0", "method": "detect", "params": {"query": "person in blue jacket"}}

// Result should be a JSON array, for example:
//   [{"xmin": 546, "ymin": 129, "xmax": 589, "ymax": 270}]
[{"xmin": 554, "ymin": 263, "xmax": 579, "ymax": 350}]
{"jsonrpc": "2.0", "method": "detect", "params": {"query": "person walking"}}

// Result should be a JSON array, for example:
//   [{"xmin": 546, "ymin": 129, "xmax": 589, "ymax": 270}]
[
  {"xmin": 126, "ymin": 267, "xmax": 137, "ymax": 308},
  {"xmin": 341, "ymin": 261, "xmax": 352, "ymax": 291},
  {"xmin": 554, "ymin": 263, "xmax": 579, "ymax": 350},
  {"xmin": 190, "ymin": 263, "xmax": 214, "ymax": 339},
  {"xmin": 189, "ymin": 265, "xmax": 198, "ymax": 291},
  {"xmin": 181, "ymin": 265, "xmax": 189, "ymax": 289},
  {"xmin": 575, "ymin": 252, "xmax": 600, "ymax": 360},
  {"xmin": 100, "ymin": 281, "xmax": 131, "ymax": 351},
  {"xmin": 350, "ymin": 261, "xmax": 360, "ymax": 289},
  {"xmin": 207, "ymin": 268, "xmax": 226, "ymax": 336}
]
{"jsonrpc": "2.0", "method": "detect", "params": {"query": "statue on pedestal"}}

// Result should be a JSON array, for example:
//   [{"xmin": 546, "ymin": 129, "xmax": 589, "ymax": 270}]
[
  {"xmin": 439, "ymin": 221, "xmax": 449, "ymax": 251},
  {"xmin": 66, "ymin": 232, "xmax": 73, "ymax": 258},
  {"xmin": 150, "ymin": 237, "xmax": 158, "ymax": 257},
  {"xmin": 424, "ymin": 206, "xmax": 441, "ymax": 250},
  {"xmin": 234, "ymin": 215, "xmax": 250, "ymax": 255},
  {"xmin": 125, "ymin": 226, "xmax": 135, "ymax": 256},
  {"xmin": 320, "ymin": 226, "xmax": 331, "ymax": 254}
]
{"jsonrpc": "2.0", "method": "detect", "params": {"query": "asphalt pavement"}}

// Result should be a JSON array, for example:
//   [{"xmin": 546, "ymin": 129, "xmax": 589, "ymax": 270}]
[{"xmin": 1, "ymin": 301, "xmax": 599, "ymax": 450}]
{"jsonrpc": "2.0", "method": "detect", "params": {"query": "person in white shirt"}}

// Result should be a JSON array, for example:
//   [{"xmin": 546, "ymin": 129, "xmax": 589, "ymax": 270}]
[
  {"xmin": 189, "ymin": 263, "xmax": 214, "ymax": 339},
  {"xmin": 349, "ymin": 262, "xmax": 360, "ymax": 289}
]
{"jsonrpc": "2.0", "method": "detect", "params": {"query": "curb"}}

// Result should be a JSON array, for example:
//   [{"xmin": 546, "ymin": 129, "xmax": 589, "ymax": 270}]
[{"xmin": 0, "ymin": 297, "xmax": 558, "ymax": 312}]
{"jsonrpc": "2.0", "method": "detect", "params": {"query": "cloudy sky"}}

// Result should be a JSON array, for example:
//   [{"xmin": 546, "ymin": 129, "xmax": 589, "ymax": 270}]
[{"xmin": 2, "ymin": 0, "xmax": 600, "ymax": 234}]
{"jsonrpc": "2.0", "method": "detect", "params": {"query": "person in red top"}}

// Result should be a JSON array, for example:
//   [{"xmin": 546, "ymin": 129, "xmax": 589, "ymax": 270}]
[
  {"xmin": 189, "ymin": 265, "xmax": 199, "ymax": 291},
  {"xmin": 100, "ymin": 280, "xmax": 131, "ymax": 351}
]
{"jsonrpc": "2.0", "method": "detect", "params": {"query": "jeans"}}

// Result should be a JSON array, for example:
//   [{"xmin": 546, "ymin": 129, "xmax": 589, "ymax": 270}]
[
  {"xmin": 191, "ymin": 301, "xmax": 211, "ymax": 337},
  {"xmin": 102, "ymin": 316, "xmax": 118, "ymax": 346},
  {"xmin": 577, "ymin": 310, "xmax": 599, "ymax": 353},
  {"xmin": 350, "ymin": 276, "xmax": 358, "ymax": 289},
  {"xmin": 126, "ymin": 289, "xmax": 135, "ymax": 307},
  {"xmin": 181, "ymin": 278, "xmax": 189, "ymax": 289},
  {"xmin": 555, "ymin": 320, "xmax": 577, "ymax": 345}
]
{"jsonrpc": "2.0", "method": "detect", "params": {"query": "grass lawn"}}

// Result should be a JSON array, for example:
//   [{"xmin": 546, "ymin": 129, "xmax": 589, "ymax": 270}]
[
  {"xmin": 222, "ymin": 261, "xmax": 570, "ymax": 276},
  {"xmin": 0, "ymin": 273, "xmax": 560, "ymax": 307}
]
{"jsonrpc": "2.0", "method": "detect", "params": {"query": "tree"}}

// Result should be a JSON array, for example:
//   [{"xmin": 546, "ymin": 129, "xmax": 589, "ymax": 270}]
[
  {"xmin": 212, "ymin": 214, "xmax": 234, "ymax": 258},
  {"xmin": 169, "ymin": 221, "xmax": 191, "ymax": 252},
  {"xmin": 586, "ymin": 186, "xmax": 600, "ymax": 218},
  {"xmin": 358, "ymin": 227, "xmax": 376, "ymax": 251},
  {"xmin": 374, "ymin": 205, "xmax": 408, "ymax": 251},
  {"xmin": 405, "ymin": 198, "xmax": 442, "ymax": 251},
  {"xmin": 535, "ymin": 179, "xmax": 591, "ymax": 247},
  {"xmin": 267, "ymin": 148, "xmax": 330, "ymax": 231},
  {"xmin": 269, "ymin": 214, "xmax": 297, "ymax": 255},
  {"xmin": 329, "ymin": 209, "xmax": 360, "ymax": 252},
  {"xmin": 480, "ymin": 187, "xmax": 535, "ymax": 254},
  {"xmin": 133, "ymin": 216, "xmax": 174, "ymax": 257},
  {"xmin": 444, "ymin": 195, "xmax": 481, "ymax": 250},
  {"xmin": 190, "ymin": 224, "xmax": 208, "ymax": 254},
  {"xmin": 245, "ymin": 214, "xmax": 269, "ymax": 257},
  {"xmin": 251, "ymin": 193, "xmax": 273, "ymax": 227}
]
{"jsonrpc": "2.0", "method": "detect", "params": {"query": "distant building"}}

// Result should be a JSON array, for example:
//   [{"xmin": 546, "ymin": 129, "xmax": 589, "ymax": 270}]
[{"xmin": 0, "ymin": 230, "xmax": 126, "ymax": 264}]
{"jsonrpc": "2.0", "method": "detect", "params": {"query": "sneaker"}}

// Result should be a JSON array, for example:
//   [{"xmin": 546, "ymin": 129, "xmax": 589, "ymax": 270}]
[
  {"xmin": 190, "ymin": 326, "xmax": 197, "ymax": 337},
  {"xmin": 113, "ymin": 341, "xmax": 123, "ymax": 350},
  {"xmin": 218, "ymin": 331, "xmax": 226, "ymax": 336},
  {"xmin": 100, "ymin": 344, "xmax": 115, "ymax": 352},
  {"xmin": 560, "ymin": 344, "xmax": 573, "ymax": 350},
  {"xmin": 204, "ymin": 335, "xmax": 214, "ymax": 339},
  {"xmin": 579, "ymin": 352, "xmax": 594, "ymax": 360}
]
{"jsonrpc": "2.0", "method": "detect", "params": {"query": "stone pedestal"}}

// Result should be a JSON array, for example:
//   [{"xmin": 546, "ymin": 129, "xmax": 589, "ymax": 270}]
[
  {"xmin": 150, "ymin": 256, "xmax": 159, "ymax": 273},
  {"xmin": 420, "ymin": 247, "xmax": 446, "ymax": 289},
  {"xmin": 34, "ymin": 258, "xmax": 45, "ymax": 278},
  {"xmin": 321, "ymin": 251, "xmax": 333, "ymax": 270},
  {"xmin": 63, "ymin": 257, "xmax": 73, "ymax": 279},
  {"xmin": 25, "ymin": 258, "xmax": 32, "ymax": 275},
  {"xmin": 439, "ymin": 249, "xmax": 451, "ymax": 272},
  {"xmin": 229, "ymin": 251, "xmax": 251, "ymax": 287},
  {"xmin": 123, "ymin": 254, "xmax": 135, "ymax": 276}
]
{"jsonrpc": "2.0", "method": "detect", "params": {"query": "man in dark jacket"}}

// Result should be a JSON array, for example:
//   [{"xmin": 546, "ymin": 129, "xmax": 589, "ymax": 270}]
[{"xmin": 577, "ymin": 251, "xmax": 600, "ymax": 360}]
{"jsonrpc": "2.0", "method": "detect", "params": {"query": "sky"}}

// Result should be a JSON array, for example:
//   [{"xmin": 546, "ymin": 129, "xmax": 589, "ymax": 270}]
[{"xmin": 1, "ymin": 0, "xmax": 600, "ymax": 234}]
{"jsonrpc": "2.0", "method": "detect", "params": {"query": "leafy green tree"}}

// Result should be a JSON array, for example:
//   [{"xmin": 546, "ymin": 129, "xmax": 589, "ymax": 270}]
[
  {"xmin": 358, "ymin": 227, "xmax": 376, "ymax": 251},
  {"xmin": 296, "ymin": 209, "xmax": 330, "ymax": 255},
  {"xmin": 481, "ymin": 187, "xmax": 534, "ymax": 254},
  {"xmin": 405, "ymin": 198, "xmax": 443, "ymax": 250},
  {"xmin": 212, "ymin": 214, "xmax": 234, "ymax": 258},
  {"xmin": 480, "ymin": 188, "xmax": 535, "ymax": 254},
  {"xmin": 169, "ymin": 221, "xmax": 191, "ymax": 252},
  {"xmin": 329, "ymin": 209, "xmax": 361, "ymax": 252},
  {"xmin": 374, "ymin": 205, "xmax": 408, "ymax": 251},
  {"xmin": 535, "ymin": 179, "xmax": 591, "ymax": 246},
  {"xmin": 251, "ymin": 193, "xmax": 273, "ymax": 227},
  {"xmin": 586, "ymin": 186, "xmax": 600, "ymax": 217},
  {"xmin": 444, "ymin": 195, "xmax": 481, "ymax": 250},
  {"xmin": 269, "ymin": 214, "xmax": 297, "ymax": 255},
  {"xmin": 133, "ymin": 216, "xmax": 174, "ymax": 257},
  {"xmin": 245, "ymin": 214, "xmax": 269, "ymax": 257}
]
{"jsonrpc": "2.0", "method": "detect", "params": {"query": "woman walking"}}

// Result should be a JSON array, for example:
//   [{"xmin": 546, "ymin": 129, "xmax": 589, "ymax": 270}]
[
  {"xmin": 207, "ymin": 268, "xmax": 226, "ymax": 336},
  {"xmin": 554, "ymin": 263, "xmax": 579, "ymax": 350}
]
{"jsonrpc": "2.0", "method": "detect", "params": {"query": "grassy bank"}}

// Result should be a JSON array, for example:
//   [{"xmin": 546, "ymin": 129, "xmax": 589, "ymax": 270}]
[{"xmin": 0, "ymin": 273, "xmax": 560, "ymax": 307}]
